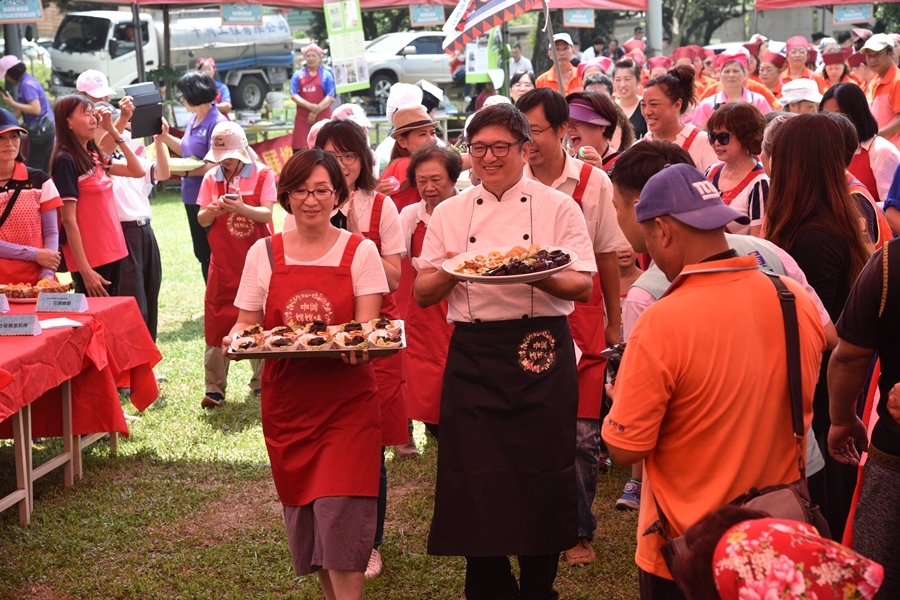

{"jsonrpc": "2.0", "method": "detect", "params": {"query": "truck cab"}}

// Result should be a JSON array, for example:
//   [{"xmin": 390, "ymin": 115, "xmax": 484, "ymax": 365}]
[{"xmin": 50, "ymin": 11, "xmax": 158, "ymax": 98}]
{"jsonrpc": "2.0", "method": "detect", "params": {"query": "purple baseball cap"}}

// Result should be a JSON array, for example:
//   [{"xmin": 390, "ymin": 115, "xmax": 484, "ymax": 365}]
[{"xmin": 636, "ymin": 164, "xmax": 750, "ymax": 230}]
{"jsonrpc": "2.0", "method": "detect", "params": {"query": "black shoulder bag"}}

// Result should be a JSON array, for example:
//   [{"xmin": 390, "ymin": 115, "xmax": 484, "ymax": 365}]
[
  {"xmin": 650, "ymin": 272, "xmax": 831, "ymax": 574},
  {"xmin": 0, "ymin": 184, "xmax": 25, "ymax": 229}
]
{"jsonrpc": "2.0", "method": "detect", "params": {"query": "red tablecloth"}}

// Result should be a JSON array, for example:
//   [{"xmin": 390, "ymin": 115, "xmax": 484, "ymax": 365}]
[{"xmin": 0, "ymin": 297, "xmax": 162, "ymax": 438}]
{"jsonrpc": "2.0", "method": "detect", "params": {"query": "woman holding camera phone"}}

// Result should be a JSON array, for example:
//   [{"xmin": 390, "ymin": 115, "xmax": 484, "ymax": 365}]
[{"xmin": 196, "ymin": 121, "xmax": 275, "ymax": 408}]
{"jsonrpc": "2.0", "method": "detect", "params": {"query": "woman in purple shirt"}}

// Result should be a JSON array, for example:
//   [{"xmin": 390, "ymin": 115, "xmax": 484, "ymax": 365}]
[
  {"xmin": 0, "ymin": 57, "xmax": 54, "ymax": 172},
  {"xmin": 160, "ymin": 72, "xmax": 226, "ymax": 282}
]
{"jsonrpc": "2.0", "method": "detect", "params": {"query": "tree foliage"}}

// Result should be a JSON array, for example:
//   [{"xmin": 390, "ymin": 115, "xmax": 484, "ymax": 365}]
[
  {"xmin": 876, "ymin": 4, "xmax": 900, "ymax": 34},
  {"xmin": 532, "ymin": 9, "xmax": 615, "ymax": 75},
  {"xmin": 663, "ymin": 0, "xmax": 749, "ymax": 46}
]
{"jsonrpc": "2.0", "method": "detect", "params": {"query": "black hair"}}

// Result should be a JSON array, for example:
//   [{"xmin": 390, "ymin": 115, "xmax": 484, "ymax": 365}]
[
  {"xmin": 466, "ymin": 103, "xmax": 530, "ymax": 143},
  {"xmin": 277, "ymin": 149, "xmax": 349, "ymax": 214},
  {"xmin": 566, "ymin": 91, "xmax": 621, "ymax": 143},
  {"xmin": 821, "ymin": 111, "xmax": 860, "ymax": 167},
  {"xmin": 821, "ymin": 82, "xmax": 880, "ymax": 142},
  {"xmin": 515, "ymin": 88, "xmax": 569, "ymax": 130},
  {"xmin": 583, "ymin": 74, "xmax": 614, "ymax": 95},
  {"xmin": 407, "ymin": 142, "xmax": 463, "ymax": 185},
  {"xmin": 314, "ymin": 119, "xmax": 377, "ymax": 193},
  {"xmin": 6, "ymin": 62, "xmax": 26, "ymax": 81},
  {"xmin": 634, "ymin": 26, "xmax": 644, "ymax": 33},
  {"xmin": 420, "ymin": 90, "xmax": 440, "ymax": 113},
  {"xmin": 609, "ymin": 140, "xmax": 695, "ymax": 196},
  {"xmin": 591, "ymin": 36, "xmax": 605, "ymax": 46},
  {"xmin": 176, "ymin": 71, "xmax": 218, "ymax": 106},
  {"xmin": 512, "ymin": 43, "xmax": 522, "ymax": 50},
  {"xmin": 837, "ymin": 31, "xmax": 852, "ymax": 45},
  {"xmin": 614, "ymin": 58, "xmax": 642, "ymax": 80},
  {"xmin": 644, "ymin": 65, "xmax": 696, "ymax": 115},
  {"xmin": 510, "ymin": 70, "xmax": 535, "ymax": 87}
]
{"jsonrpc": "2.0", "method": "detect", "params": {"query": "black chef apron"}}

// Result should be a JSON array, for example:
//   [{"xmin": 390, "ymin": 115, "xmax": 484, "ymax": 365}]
[{"xmin": 427, "ymin": 315, "xmax": 578, "ymax": 557}]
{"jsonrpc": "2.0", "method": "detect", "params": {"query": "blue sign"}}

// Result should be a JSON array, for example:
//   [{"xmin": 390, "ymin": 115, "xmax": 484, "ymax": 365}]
[
  {"xmin": 221, "ymin": 4, "xmax": 263, "ymax": 27},
  {"xmin": 834, "ymin": 4, "xmax": 874, "ymax": 25},
  {"xmin": 410, "ymin": 4, "xmax": 446, "ymax": 28},
  {"xmin": 563, "ymin": 9, "xmax": 595, "ymax": 29},
  {"xmin": 0, "ymin": 0, "xmax": 43, "ymax": 24}
]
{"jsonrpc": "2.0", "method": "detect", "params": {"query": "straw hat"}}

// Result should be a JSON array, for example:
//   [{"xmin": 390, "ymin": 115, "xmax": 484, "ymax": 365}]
[{"xmin": 390, "ymin": 106, "xmax": 436, "ymax": 139}]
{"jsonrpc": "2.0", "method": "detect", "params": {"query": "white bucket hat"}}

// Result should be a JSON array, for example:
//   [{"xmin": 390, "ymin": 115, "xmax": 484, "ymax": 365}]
[{"xmin": 203, "ymin": 121, "xmax": 258, "ymax": 164}]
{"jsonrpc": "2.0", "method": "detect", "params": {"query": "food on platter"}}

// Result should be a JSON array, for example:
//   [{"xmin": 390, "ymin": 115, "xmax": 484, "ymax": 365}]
[
  {"xmin": 0, "ymin": 280, "xmax": 74, "ymax": 299},
  {"xmin": 370, "ymin": 316, "xmax": 401, "ymax": 332},
  {"xmin": 339, "ymin": 321, "xmax": 365, "ymax": 333},
  {"xmin": 231, "ymin": 336, "xmax": 263, "ymax": 352},
  {"xmin": 265, "ymin": 335, "xmax": 297, "ymax": 350},
  {"xmin": 237, "ymin": 323, "xmax": 264, "ymax": 337},
  {"xmin": 369, "ymin": 329, "xmax": 403, "ymax": 348},
  {"xmin": 304, "ymin": 320, "xmax": 329, "ymax": 334},
  {"xmin": 269, "ymin": 325, "xmax": 297, "ymax": 338},
  {"xmin": 298, "ymin": 332, "xmax": 335, "ymax": 351},
  {"xmin": 334, "ymin": 331, "xmax": 370, "ymax": 350},
  {"xmin": 452, "ymin": 245, "xmax": 573, "ymax": 277}
]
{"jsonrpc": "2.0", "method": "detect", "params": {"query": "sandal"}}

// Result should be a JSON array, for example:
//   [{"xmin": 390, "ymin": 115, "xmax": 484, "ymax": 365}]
[{"xmin": 201, "ymin": 392, "xmax": 224, "ymax": 408}]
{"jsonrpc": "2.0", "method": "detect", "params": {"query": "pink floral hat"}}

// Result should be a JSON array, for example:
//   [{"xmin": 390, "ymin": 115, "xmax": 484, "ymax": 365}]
[{"xmin": 713, "ymin": 518, "xmax": 883, "ymax": 600}]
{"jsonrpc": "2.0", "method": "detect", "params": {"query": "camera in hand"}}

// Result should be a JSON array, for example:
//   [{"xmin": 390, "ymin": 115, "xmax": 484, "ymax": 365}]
[{"xmin": 601, "ymin": 343, "xmax": 626, "ymax": 384}]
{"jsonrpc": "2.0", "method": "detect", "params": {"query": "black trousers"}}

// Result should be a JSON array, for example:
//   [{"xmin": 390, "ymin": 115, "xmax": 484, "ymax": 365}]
[
  {"xmin": 183, "ymin": 203, "xmax": 210, "ymax": 283},
  {"xmin": 72, "ymin": 260, "xmax": 121, "ymax": 297},
  {"xmin": 639, "ymin": 569, "xmax": 687, "ymax": 600},
  {"xmin": 464, "ymin": 554, "xmax": 559, "ymax": 600},
  {"xmin": 118, "ymin": 221, "xmax": 162, "ymax": 341}
]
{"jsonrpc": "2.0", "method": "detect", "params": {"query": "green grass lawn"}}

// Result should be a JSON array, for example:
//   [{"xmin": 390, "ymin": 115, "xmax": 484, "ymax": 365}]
[{"xmin": 0, "ymin": 191, "xmax": 639, "ymax": 599}]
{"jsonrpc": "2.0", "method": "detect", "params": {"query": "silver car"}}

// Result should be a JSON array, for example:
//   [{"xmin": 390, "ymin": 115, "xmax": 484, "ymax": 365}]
[{"xmin": 365, "ymin": 31, "xmax": 452, "ymax": 100}]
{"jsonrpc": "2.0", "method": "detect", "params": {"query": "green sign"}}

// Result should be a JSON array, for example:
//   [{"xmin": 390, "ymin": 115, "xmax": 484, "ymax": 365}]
[
  {"xmin": 563, "ymin": 9, "xmax": 594, "ymax": 29},
  {"xmin": 221, "ymin": 4, "xmax": 263, "ymax": 27},
  {"xmin": 833, "ymin": 4, "xmax": 873, "ymax": 25},
  {"xmin": 410, "ymin": 4, "xmax": 445, "ymax": 28},
  {"xmin": 324, "ymin": 0, "xmax": 368, "ymax": 94},
  {"xmin": 0, "ymin": 0, "xmax": 42, "ymax": 24}
]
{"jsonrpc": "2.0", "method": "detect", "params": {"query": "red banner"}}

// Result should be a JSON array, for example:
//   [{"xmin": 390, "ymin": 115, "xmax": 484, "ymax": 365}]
[{"xmin": 250, "ymin": 135, "xmax": 294, "ymax": 183}]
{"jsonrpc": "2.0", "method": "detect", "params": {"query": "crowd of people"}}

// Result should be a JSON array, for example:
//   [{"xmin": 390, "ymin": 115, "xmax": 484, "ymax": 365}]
[{"xmin": 3, "ymin": 22, "xmax": 900, "ymax": 600}]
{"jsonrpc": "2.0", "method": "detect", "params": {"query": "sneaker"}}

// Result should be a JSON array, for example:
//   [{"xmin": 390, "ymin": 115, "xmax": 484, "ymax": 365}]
[
  {"xmin": 364, "ymin": 548, "xmax": 382, "ymax": 579},
  {"xmin": 616, "ymin": 479, "xmax": 641, "ymax": 511},
  {"xmin": 565, "ymin": 538, "xmax": 596, "ymax": 565},
  {"xmin": 394, "ymin": 441, "xmax": 418, "ymax": 461},
  {"xmin": 201, "ymin": 392, "xmax": 224, "ymax": 408}
]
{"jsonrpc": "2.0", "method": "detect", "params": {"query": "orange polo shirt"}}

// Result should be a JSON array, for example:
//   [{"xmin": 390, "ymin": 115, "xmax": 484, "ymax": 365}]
[
  {"xmin": 699, "ymin": 78, "xmax": 779, "ymax": 108},
  {"xmin": 536, "ymin": 64, "xmax": 583, "ymax": 95},
  {"xmin": 782, "ymin": 67, "xmax": 826, "ymax": 93},
  {"xmin": 868, "ymin": 63, "xmax": 900, "ymax": 147}
]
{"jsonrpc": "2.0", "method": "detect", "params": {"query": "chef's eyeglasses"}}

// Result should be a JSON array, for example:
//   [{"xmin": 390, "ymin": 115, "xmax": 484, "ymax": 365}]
[
  {"xmin": 708, "ymin": 132, "xmax": 732, "ymax": 146},
  {"xmin": 290, "ymin": 188, "xmax": 335, "ymax": 201},
  {"xmin": 468, "ymin": 140, "xmax": 525, "ymax": 158},
  {"xmin": 329, "ymin": 152, "xmax": 358, "ymax": 166}
]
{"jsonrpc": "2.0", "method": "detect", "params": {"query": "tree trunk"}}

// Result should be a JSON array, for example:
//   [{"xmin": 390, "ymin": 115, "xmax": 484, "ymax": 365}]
[{"xmin": 533, "ymin": 9, "xmax": 568, "ymax": 77}]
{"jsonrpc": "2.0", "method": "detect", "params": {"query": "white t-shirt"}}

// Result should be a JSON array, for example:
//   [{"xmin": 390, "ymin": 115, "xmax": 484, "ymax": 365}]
[
  {"xmin": 420, "ymin": 176, "xmax": 598, "ymax": 323},
  {"xmin": 859, "ymin": 136, "xmax": 900, "ymax": 201},
  {"xmin": 234, "ymin": 230, "xmax": 389, "ymax": 312},
  {"xmin": 111, "ymin": 160, "xmax": 155, "ymax": 221},
  {"xmin": 642, "ymin": 123, "xmax": 718, "ymax": 173},
  {"xmin": 524, "ymin": 154, "xmax": 629, "ymax": 254},
  {"xmin": 283, "ymin": 189, "xmax": 406, "ymax": 257}
]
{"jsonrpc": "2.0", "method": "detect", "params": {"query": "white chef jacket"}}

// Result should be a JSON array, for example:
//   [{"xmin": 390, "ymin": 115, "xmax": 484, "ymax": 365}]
[{"xmin": 420, "ymin": 176, "xmax": 598, "ymax": 323}]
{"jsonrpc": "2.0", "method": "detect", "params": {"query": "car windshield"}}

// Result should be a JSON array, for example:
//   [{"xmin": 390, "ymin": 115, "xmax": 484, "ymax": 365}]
[
  {"xmin": 365, "ymin": 34, "xmax": 410, "ymax": 54},
  {"xmin": 53, "ymin": 15, "xmax": 110, "ymax": 52}
]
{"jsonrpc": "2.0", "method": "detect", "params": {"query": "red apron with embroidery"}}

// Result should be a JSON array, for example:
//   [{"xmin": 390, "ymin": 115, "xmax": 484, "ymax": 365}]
[
  {"xmin": 0, "ymin": 178, "xmax": 45, "ymax": 284},
  {"xmin": 362, "ymin": 192, "xmax": 409, "ymax": 444},
  {"xmin": 204, "ymin": 168, "xmax": 272, "ymax": 346},
  {"xmin": 292, "ymin": 69, "xmax": 333, "ymax": 150},
  {"xmin": 567, "ymin": 163, "xmax": 607, "ymax": 419},
  {"xmin": 260, "ymin": 232, "xmax": 381, "ymax": 506},
  {"xmin": 405, "ymin": 218, "xmax": 452, "ymax": 425},
  {"xmin": 61, "ymin": 161, "xmax": 127, "ymax": 272}
]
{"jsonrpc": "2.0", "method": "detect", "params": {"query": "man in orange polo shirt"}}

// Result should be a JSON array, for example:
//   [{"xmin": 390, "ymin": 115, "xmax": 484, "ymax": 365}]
[
  {"xmin": 602, "ymin": 164, "xmax": 826, "ymax": 599},
  {"xmin": 863, "ymin": 33, "xmax": 900, "ymax": 148},
  {"xmin": 536, "ymin": 33, "xmax": 582, "ymax": 95}
]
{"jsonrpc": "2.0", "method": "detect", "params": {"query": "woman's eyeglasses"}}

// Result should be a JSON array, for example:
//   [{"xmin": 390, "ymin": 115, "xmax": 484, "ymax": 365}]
[
  {"xmin": 289, "ymin": 188, "xmax": 335, "ymax": 201},
  {"xmin": 708, "ymin": 132, "xmax": 732, "ymax": 146},
  {"xmin": 330, "ymin": 152, "xmax": 358, "ymax": 166}
]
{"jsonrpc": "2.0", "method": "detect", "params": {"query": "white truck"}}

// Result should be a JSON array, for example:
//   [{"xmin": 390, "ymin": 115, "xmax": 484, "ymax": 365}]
[{"xmin": 49, "ymin": 9, "xmax": 295, "ymax": 110}]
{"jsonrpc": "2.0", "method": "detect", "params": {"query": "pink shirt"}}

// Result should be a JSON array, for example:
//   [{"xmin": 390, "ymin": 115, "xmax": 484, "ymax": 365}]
[{"xmin": 690, "ymin": 88, "xmax": 773, "ymax": 129}]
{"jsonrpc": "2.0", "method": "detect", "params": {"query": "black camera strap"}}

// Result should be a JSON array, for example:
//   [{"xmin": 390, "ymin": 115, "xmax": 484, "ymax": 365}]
[{"xmin": 0, "ymin": 183, "xmax": 25, "ymax": 229}]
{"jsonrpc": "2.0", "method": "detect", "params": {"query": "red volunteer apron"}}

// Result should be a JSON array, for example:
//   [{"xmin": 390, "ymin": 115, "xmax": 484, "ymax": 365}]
[
  {"xmin": 848, "ymin": 145, "xmax": 881, "ymax": 203},
  {"xmin": 568, "ymin": 162, "xmax": 607, "ymax": 419},
  {"xmin": 404, "ymin": 218, "xmax": 452, "ymax": 425},
  {"xmin": 0, "ymin": 178, "xmax": 45, "ymax": 284},
  {"xmin": 291, "ymin": 68, "xmax": 333, "ymax": 150},
  {"xmin": 61, "ymin": 161, "xmax": 127, "ymax": 272},
  {"xmin": 260, "ymin": 232, "xmax": 381, "ymax": 506},
  {"xmin": 361, "ymin": 192, "xmax": 409, "ymax": 444},
  {"xmin": 380, "ymin": 158, "xmax": 421, "ymax": 211},
  {"xmin": 682, "ymin": 127, "xmax": 699, "ymax": 151},
  {"xmin": 847, "ymin": 174, "xmax": 892, "ymax": 250},
  {"xmin": 204, "ymin": 167, "xmax": 273, "ymax": 347}
]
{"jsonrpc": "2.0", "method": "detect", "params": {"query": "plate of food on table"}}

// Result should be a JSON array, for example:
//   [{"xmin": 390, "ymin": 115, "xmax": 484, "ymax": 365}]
[
  {"xmin": 167, "ymin": 157, "xmax": 205, "ymax": 174},
  {"xmin": 0, "ymin": 280, "xmax": 74, "ymax": 303},
  {"xmin": 443, "ymin": 244, "xmax": 577, "ymax": 285},
  {"xmin": 227, "ymin": 317, "xmax": 406, "ymax": 359}
]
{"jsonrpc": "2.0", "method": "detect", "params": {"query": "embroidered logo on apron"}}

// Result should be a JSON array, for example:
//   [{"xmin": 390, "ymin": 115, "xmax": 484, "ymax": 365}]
[
  {"xmin": 226, "ymin": 213, "xmax": 255, "ymax": 238},
  {"xmin": 283, "ymin": 290, "xmax": 334, "ymax": 327},
  {"xmin": 518, "ymin": 330, "xmax": 556, "ymax": 374}
]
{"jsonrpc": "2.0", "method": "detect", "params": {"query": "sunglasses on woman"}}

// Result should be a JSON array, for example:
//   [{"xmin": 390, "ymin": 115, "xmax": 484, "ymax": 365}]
[{"xmin": 708, "ymin": 132, "xmax": 731, "ymax": 146}]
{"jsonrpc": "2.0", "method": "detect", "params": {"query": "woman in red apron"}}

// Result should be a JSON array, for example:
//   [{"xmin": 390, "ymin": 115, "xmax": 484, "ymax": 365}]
[
  {"xmin": 822, "ymin": 82, "xmax": 900, "ymax": 204},
  {"xmin": 50, "ymin": 95, "xmax": 145, "ymax": 296},
  {"xmin": 290, "ymin": 44, "xmax": 335, "ymax": 152},
  {"xmin": 704, "ymin": 103, "xmax": 770, "ymax": 237},
  {"xmin": 0, "ymin": 108, "xmax": 62, "ymax": 285},
  {"xmin": 400, "ymin": 144, "xmax": 462, "ymax": 437},
  {"xmin": 314, "ymin": 119, "xmax": 407, "ymax": 577},
  {"xmin": 224, "ymin": 149, "xmax": 386, "ymax": 598},
  {"xmin": 197, "ymin": 122, "xmax": 275, "ymax": 408},
  {"xmin": 565, "ymin": 92, "xmax": 632, "ymax": 172}
]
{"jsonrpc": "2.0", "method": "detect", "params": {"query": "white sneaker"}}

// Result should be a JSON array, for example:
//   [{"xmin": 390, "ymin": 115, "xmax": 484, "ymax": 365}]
[{"xmin": 364, "ymin": 548, "xmax": 382, "ymax": 579}]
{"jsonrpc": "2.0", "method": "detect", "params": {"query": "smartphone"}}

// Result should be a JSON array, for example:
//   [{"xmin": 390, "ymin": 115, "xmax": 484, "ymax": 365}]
[{"xmin": 223, "ymin": 193, "xmax": 240, "ymax": 201}]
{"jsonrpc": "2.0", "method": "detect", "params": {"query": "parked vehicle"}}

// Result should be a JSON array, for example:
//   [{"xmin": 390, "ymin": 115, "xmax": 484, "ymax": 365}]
[
  {"xmin": 49, "ymin": 9, "xmax": 294, "ymax": 109},
  {"xmin": 364, "ymin": 31, "xmax": 452, "ymax": 100}
]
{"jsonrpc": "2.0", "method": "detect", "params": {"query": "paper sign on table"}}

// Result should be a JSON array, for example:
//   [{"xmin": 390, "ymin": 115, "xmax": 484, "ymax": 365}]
[
  {"xmin": 0, "ymin": 314, "xmax": 41, "ymax": 336},
  {"xmin": 0, "ymin": 294, "xmax": 7, "ymax": 313},
  {"xmin": 38, "ymin": 318, "xmax": 84, "ymax": 329},
  {"xmin": 36, "ymin": 293, "xmax": 88, "ymax": 313}
]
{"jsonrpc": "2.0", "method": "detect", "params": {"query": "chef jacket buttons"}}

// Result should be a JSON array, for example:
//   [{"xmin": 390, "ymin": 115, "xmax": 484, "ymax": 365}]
[
  {"xmin": 470, "ymin": 236, "xmax": 476, "ymax": 243},
  {"xmin": 520, "ymin": 197, "xmax": 527, "ymax": 202},
  {"xmin": 476, "ymin": 198, "xmax": 483, "ymax": 205},
  {"xmin": 523, "ymin": 234, "xmax": 530, "ymax": 240}
]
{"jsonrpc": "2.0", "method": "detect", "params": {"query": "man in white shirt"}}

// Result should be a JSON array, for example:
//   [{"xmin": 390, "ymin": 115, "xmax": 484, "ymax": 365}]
[
  {"xmin": 415, "ymin": 103, "xmax": 596, "ymax": 599},
  {"xmin": 508, "ymin": 43, "xmax": 533, "ymax": 78}
]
